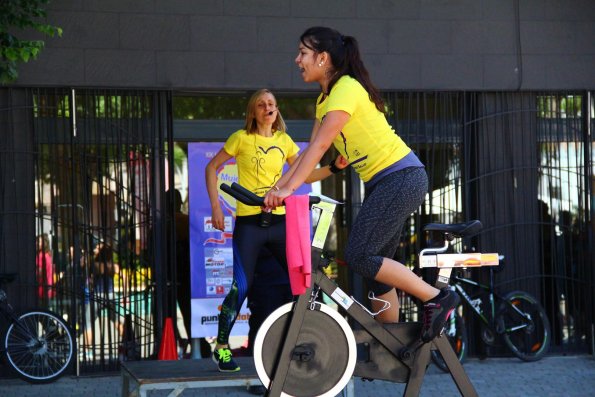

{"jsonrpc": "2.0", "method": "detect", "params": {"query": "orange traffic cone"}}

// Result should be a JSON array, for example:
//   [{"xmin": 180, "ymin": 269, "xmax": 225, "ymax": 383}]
[{"xmin": 158, "ymin": 317, "xmax": 178, "ymax": 360}]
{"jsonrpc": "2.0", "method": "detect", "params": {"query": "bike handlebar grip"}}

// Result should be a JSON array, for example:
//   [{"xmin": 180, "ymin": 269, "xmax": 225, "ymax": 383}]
[
  {"xmin": 230, "ymin": 182, "xmax": 264, "ymax": 205},
  {"xmin": 220, "ymin": 183, "xmax": 262, "ymax": 206},
  {"xmin": 220, "ymin": 183, "xmax": 321, "ymax": 206}
]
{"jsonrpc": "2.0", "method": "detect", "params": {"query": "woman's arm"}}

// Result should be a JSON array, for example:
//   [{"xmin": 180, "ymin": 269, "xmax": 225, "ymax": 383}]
[
  {"xmin": 274, "ymin": 119, "xmax": 321, "ymax": 187},
  {"xmin": 205, "ymin": 148, "xmax": 233, "ymax": 231},
  {"xmin": 303, "ymin": 153, "xmax": 348, "ymax": 183},
  {"xmin": 265, "ymin": 110, "xmax": 350, "ymax": 207},
  {"xmin": 277, "ymin": 119, "xmax": 349, "ymax": 186}
]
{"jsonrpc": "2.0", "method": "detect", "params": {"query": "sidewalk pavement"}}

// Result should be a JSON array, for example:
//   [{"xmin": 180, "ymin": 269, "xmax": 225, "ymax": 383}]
[{"xmin": 0, "ymin": 355, "xmax": 593, "ymax": 397}]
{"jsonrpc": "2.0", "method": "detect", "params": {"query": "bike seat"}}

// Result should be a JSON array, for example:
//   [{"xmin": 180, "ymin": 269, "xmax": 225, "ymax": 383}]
[
  {"xmin": 0, "ymin": 273, "xmax": 17, "ymax": 284},
  {"xmin": 423, "ymin": 220, "xmax": 482, "ymax": 238}
]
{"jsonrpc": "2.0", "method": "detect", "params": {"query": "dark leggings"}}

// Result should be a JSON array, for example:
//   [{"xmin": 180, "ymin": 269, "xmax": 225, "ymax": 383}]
[
  {"xmin": 216, "ymin": 215, "xmax": 288, "ymax": 345},
  {"xmin": 345, "ymin": 167, "xmax": 428, "ymax": 296}
]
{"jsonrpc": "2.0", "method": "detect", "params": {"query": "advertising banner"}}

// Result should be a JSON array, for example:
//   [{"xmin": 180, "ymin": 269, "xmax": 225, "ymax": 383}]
[{"xmin": 188, "ymin": 142, "xmax": 311, "ymax": 338}]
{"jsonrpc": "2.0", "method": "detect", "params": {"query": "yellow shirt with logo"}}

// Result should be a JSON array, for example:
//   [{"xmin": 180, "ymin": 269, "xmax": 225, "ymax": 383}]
[
  {"xmin": 223, "ymin": 129, "xmax": 300, "ymax": 216},
  {"xmin": 316, "ymin": 75, "xmax": 412, "ymax": 182}
]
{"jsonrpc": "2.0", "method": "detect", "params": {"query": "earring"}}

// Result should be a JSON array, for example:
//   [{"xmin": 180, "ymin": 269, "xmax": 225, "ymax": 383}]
[{"xmin": 318, "ymin": 62, "xmax": 324, "ymax": 67}]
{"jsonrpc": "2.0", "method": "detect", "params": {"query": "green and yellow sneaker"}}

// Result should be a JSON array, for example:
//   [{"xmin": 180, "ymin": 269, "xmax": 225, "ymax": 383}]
[{"xmin": 212, "ymin": 348, "xmax": 240, "ymax": 372}]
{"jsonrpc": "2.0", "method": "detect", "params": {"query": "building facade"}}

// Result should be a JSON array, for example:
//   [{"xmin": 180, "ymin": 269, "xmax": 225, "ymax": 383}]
[{"xmin": 1, "ymin": 0, "xmax": 594, "ymax": 374}]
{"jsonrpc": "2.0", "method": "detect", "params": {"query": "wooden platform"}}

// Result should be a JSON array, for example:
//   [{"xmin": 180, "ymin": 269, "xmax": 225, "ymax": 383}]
[{"xmin": 121, "ymin": 357, "xmax": 260, "ymax": 397}]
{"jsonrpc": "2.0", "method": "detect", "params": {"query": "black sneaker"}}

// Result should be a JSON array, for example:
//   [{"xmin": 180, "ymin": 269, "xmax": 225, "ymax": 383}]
[
  {"xmin": 212, "ymin": 348, "xmax": 240, "ymax": 372},
  {"xmin": 421, "ymin": 288, "xmax": 460, "ymax": 342}
]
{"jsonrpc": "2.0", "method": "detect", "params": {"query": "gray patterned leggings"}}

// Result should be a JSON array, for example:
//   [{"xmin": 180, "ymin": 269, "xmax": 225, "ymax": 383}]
[{"xmin": 345, "ymin": 167, "xmax": 428, "ymax": 296}]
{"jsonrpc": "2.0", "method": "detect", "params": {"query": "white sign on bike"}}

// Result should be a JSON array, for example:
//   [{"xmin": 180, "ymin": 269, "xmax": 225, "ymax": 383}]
[
  {"xmin": 330, "ymin": 287, "xmax": 354, "ymax": 310},
  {"xmin": 419, "ymin": 253, "xmax": 499, "ymax": 268}
]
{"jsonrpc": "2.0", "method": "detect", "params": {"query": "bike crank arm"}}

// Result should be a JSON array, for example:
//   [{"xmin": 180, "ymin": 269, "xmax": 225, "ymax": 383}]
[{"xmin": 399, "ymin": 339, "xmax": 425, "ymax": 365}]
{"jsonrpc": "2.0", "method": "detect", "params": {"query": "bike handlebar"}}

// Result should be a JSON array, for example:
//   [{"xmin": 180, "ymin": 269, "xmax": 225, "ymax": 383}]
[{"xmin": 220, "ymin": 182, "xmax": 321, "ymax": 207}]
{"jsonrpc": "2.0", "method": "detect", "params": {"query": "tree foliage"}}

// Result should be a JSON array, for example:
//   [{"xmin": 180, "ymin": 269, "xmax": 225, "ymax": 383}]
[{"xmin": 0, "ymin": 0, "xmax": 62, "ymax": 84}]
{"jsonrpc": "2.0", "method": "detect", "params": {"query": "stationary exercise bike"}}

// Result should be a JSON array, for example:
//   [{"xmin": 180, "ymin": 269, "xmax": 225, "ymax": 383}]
[{"xmin": 221, "ymin": 182, "xmax": 491, "ymax": 397}]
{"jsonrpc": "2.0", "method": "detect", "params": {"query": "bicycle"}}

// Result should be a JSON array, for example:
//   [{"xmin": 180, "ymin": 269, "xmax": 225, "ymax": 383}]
[
  {"xmin": 220, "ymin": 182, "xmax": 497, "ymax": 397},
  {"xmin": 418, "ymin": 232, "xmax": 551, "ymax": 372},
  {"xmin": 0, "ymin": 273, "xmax": 75, "ymax": 383}
]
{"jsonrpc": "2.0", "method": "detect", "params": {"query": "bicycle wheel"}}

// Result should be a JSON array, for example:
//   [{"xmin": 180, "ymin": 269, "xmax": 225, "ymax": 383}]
[
  {"xmin": 3, "ymin": 310, "xmax": 75, "ymax": 383},
  {"xmin": 430, "ymin": 306, "xmax": 467, "ymax": 373},
  {"xmin": 253, "ymin": 302, "xmax": 356, "ymax": 397},
  {"xmin": 497, "ymin": 291, "xmax": 551, "ymax": 362}
]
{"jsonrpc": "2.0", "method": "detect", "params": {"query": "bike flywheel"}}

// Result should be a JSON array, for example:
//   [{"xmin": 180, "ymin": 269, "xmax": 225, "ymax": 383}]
[{"xmin": 253, "ymin": 302, "xmax": 356, "ymax": 397}]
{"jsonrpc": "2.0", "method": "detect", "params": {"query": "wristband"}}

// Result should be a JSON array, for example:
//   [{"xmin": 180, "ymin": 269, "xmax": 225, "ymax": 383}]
[
  {"xmin": 329, "ymin": 159, "xmax": 342, "ymax": 174},
  {"xmin": 272, "ymin": 185, "xmax": 280, "ymax": 191}
]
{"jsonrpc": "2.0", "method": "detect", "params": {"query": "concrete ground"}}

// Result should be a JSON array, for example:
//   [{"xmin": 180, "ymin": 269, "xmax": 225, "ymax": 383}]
[{"xmin": 0, "ymin": 354, "xmax": 593, "ymax": 396}]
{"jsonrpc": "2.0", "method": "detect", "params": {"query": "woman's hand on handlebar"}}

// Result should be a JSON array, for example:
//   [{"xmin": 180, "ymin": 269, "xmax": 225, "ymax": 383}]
[{"xmin": 264, "ymin": 185, "xmax": 292, "ymax": 209}]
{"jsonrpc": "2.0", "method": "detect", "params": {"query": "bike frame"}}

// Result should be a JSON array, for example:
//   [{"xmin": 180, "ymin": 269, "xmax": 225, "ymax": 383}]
[
  {"xmin": 450, "ymin": 268, "xmax": 533, "ymax": 336},
  {"xmin": 452, "ymin": 273, "xmax": 496, "ymax": 327},
  {"xmin": 265, "ymin": 200, "xmax": 477, "ymax": 397}
]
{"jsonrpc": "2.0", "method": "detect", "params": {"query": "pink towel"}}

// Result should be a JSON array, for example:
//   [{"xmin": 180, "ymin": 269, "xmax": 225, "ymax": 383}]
[{"xmin": 285, "ymin": 195, "xmax": 311, "ymax": 295}]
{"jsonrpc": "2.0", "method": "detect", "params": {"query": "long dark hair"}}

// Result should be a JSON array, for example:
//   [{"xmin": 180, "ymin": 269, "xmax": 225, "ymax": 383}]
[{"xmin": 300, "ymin": 26, "xmax": 384, "ymax": 113}]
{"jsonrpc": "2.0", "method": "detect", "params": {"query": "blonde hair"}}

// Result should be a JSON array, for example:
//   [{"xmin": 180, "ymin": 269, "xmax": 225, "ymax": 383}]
[{"xmin": 244, "ymin": 89, "xmax": 287, "ymax": 134}]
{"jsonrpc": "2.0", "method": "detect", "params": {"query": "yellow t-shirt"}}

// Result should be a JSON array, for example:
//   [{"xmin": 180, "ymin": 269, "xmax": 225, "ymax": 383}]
[
  {"xmin": 316, "ymin": 75, "xmax": 412, "ymax": 182},
  {"xmin": 223, "ymin": 129, "xmax": 300, "ymax": 216}
]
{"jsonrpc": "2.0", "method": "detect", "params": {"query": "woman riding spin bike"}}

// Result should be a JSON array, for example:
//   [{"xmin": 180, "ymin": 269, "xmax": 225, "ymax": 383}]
[{"xmin": 264, "ymin": 26, "xmax": 459, "ymax": 342}]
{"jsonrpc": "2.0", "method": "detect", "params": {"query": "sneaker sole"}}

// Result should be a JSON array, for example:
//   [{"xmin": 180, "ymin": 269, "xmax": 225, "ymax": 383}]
[{"xmin": 218, "ymin": 367, "xmax": 241, "ymax": 372}]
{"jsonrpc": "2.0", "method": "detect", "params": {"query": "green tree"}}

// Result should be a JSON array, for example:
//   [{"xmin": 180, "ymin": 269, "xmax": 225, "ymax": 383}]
[{"xmin": 0, "ymin": 0, "xmax": 62, "ymax": 84}]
